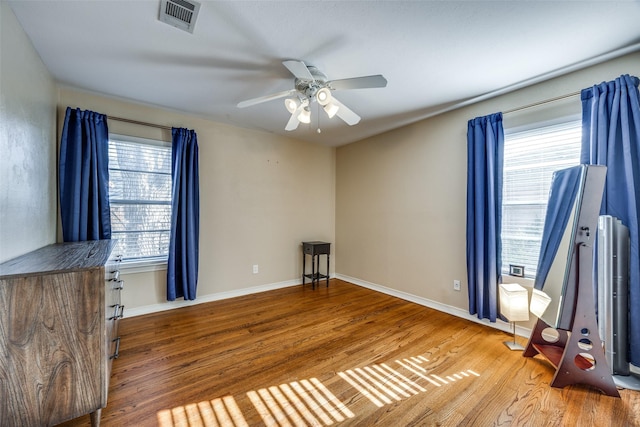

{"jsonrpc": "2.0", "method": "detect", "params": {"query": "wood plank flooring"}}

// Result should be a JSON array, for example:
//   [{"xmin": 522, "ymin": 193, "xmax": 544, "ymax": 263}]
[{"xmin": 58, "ymin": 279, "xmax": 640, "ymax": 426}]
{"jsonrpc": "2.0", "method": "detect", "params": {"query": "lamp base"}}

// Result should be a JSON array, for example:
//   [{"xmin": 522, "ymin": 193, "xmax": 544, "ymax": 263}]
[{"xmin": 504, "ymin": 340, "xmax": 525, "ymax": 351}]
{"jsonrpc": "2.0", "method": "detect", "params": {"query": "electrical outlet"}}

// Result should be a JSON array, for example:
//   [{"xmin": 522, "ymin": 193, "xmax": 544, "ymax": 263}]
[
  {"xmin": 453, "ymin": 280, "xmax": 461, "ymax": 291},
  {"xmin": 253, "ymin": 264, "xmax": 259, "ymax": 274}
]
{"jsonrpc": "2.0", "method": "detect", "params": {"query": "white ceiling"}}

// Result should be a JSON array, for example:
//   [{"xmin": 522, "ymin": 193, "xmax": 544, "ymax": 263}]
[{"xmin": 8, "ymin": 1, "xmax": 640, "ymax": 146}]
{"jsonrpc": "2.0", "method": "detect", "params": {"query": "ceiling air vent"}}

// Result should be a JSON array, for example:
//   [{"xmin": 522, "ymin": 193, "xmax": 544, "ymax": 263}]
[{"xmin": 159, "ymin": 0, "xmax": 200, "ymax": 34}]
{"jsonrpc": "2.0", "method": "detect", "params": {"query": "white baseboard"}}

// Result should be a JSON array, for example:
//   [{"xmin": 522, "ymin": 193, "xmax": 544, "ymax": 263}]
[
  {"xmin": 124, "ymin": 278, "xmax": 302, "ymax": 318},
  {"xmin": 335, "ymin": 273, "xmax": 532, "ymax": 339},
  {"xmin": 125, "ymin": 273, "xmax": 531, "ymax": 339}
]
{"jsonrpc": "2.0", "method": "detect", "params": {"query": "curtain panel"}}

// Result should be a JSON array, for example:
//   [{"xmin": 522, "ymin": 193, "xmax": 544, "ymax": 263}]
[
  {"xmin": 581, "ymin": 74, "xmax": 640, "ymax": 366},
  {"xmin": 466, "ymin": 112, "xmax": 504, "ymax": 322},
  {"xmin": 59, "ymin": 107, "xmax": 111, "ymax": 242},
  {"xmin": 167, "ymin": 128, "xmax": 200, "ymax": 301}
]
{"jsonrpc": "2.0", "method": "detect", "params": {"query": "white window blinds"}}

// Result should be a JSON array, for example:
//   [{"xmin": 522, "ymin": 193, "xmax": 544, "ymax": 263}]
[
  {"xmin": 501, "ymin": 121, "xmax": 581, "ymax": 278},
  {"xmin": 108, "ymin": 136, "xmax": 172, "ymax": 261}
]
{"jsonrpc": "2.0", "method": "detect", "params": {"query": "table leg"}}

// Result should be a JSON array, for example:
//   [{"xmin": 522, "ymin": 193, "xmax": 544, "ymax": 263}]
[
  {"xmin": 312, "ymin": 254, "xmax": 317, "ymax": 289},
  {"xmin": 326, "ymin": 253, "xmax": 330, "ymax": 287},
  {"xmin": 302, "ymin": 252, "xmax": 306, "ymax": 285}
]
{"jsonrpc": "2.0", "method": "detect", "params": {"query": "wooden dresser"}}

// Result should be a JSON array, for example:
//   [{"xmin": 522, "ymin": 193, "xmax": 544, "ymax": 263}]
[{"xmin": 0, "ymin": 240, "xmax": 123, "ymax": 426}]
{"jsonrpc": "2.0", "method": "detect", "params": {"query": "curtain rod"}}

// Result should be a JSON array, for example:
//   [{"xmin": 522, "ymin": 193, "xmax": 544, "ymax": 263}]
[
  {"xmin": 108, "ymin": 115, "xmax": 172, "ymax": 131},
  {"xmin": 502, "ymin": 90, "xmax": 581, "ymax": 115}
]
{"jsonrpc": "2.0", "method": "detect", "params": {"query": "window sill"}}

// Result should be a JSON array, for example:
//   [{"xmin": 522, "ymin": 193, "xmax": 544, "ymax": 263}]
[{"xmin": 119, "ymin": 258, "xmax": 167, "ymax": 274}]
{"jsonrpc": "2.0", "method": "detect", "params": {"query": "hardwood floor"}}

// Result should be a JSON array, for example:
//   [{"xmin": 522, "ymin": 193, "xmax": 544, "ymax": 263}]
[{"xmin": 58, "ymin": 279, "xmax": 639, "ymax": 426}]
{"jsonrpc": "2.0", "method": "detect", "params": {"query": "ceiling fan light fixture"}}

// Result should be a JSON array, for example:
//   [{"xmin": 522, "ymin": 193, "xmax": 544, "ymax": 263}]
[
  {"xmin": 316, "ymin": 87, "xmax": 332, "ymax": 106},
  {"xmin": 238, "ymin": 60, "xmax": 383, "ymax": 131},
  {"xmin": 298, "ymin": 107, "xmax": 311, "ymax": 124},
  {"xmin": 324, "ymin": 102, "xmax": 339, "ymax": 118},
  {"xmin": 284, "ymin": 97, "xmax": 299, "ymax": 113}
]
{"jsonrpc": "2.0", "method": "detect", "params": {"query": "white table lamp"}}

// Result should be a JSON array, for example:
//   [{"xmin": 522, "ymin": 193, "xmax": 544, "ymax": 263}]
[
  {"xmin": 499, "ymin": 283, "xmax": 530, "ymax": 350},
  {"xmin": 529, "ymin": 288, "xmax": 552, "ymax": 319}
]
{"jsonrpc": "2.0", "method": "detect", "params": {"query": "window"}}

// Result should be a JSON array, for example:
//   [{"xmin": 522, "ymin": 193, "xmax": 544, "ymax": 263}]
[
  {"xmin": 501, "ymin": 120, "xmax": 581, "ymax": 279},
  {"xmin": 108, "ymin": 135, "xmax": 172, "ymax": 263}
]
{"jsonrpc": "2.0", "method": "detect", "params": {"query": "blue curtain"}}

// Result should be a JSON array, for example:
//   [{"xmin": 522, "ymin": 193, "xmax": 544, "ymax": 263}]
[
  {"xmin": 167, "ymin": 128, "xmax": 200, "ymax": 301},
  {"xmin": 59, "ymin": 107, "xmax": 111, "ymax": 242},
  {"xmin": 466, "ymin": 112, "xmax": 504, "ymax": 322},
  {"xmin": 581, "ymin": 74, "xmax": 640, "ymax": 366},
  {"xmin": 533, "ymin": 166, "xmax": 583, "ymax": 290}
]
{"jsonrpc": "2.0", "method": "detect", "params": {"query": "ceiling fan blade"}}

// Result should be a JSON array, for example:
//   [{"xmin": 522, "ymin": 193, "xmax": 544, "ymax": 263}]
[
  {"xmin": 237, "ymin": 89, "xmax": 297, "ymax": 108},
  {"xmin": 331, "ymin": 97, "xmax": 361, "ymax": 126},
  {"xmin": 282, "ymin": 60, "xmax": 315, "ymax": 81},
  {"xmin": 285, "ymin": 105, "xmax": 304, "ymax": 131},
  {"xmin": 328, "ymin": 74, "xmax": 387, "ymax": 91}
]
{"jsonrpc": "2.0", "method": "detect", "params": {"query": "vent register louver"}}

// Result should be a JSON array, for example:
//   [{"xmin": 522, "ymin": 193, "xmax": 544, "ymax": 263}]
[{"xmin": 159, "ymin": 0, "xmax": 200, "ymax": 33}]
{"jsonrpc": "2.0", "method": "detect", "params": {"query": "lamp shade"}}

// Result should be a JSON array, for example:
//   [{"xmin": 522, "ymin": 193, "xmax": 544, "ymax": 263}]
[
  {"xmin": 499, "ymin": 283, "xmax": 530, "ymax": 322},
  {"xmin": 297, "ymin": 107, "xmax": 311, "ymax": 124},
  {"xmin": 284, "ymin": 98, "xmax": 299, "ymax": 113},
  {"xmin": 316, "ymin": 87, "xmax": 332, "ymax": 106},
  {"xmin": 530, "ymin": 288, "xmax": 552, "ymax": 318},
  {"xmin": 323, "ymin": 102, "xmax": 339, "ymax": 118}
]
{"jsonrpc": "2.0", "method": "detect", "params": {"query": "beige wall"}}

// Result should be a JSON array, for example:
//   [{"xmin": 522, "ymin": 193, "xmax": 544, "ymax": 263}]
[
  {"xmin": 0, "ymin": 3, "xmax": 57, "ymax": 263},
  {"xmin": 335, "ymin": 52, "xmax": 640, "ymax": 323},
  {"xmin": 58, "ymin": 88, "xmax": 336, "ymax": 314}
]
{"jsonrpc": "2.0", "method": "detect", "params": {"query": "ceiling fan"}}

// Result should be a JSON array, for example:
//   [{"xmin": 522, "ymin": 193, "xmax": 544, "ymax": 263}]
[{"xmin": 237, "ymin": 60, "xmax": 387, "ymax": 131}]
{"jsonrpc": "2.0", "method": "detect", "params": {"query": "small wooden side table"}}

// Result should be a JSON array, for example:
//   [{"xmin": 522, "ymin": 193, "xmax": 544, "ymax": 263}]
[{"xmin": 302, "ymin": 241, "xmax": 330, "ymax": 289}]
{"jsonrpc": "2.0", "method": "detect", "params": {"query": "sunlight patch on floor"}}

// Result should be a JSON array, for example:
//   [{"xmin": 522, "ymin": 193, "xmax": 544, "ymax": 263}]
[
  {"xmin": 248, "ymin": 378, "xmax": 355, "ymax": 426},
  {"xmin": 156, "ymin": 354, "xmax": 480, "ymax": 426},
  {"xmin": 157, "ymin": 395, "xmax": 248, "ymax": 427},
  {"xmin": 337, "ymin": 355, "xmax": 480, "ymax": 407}
]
